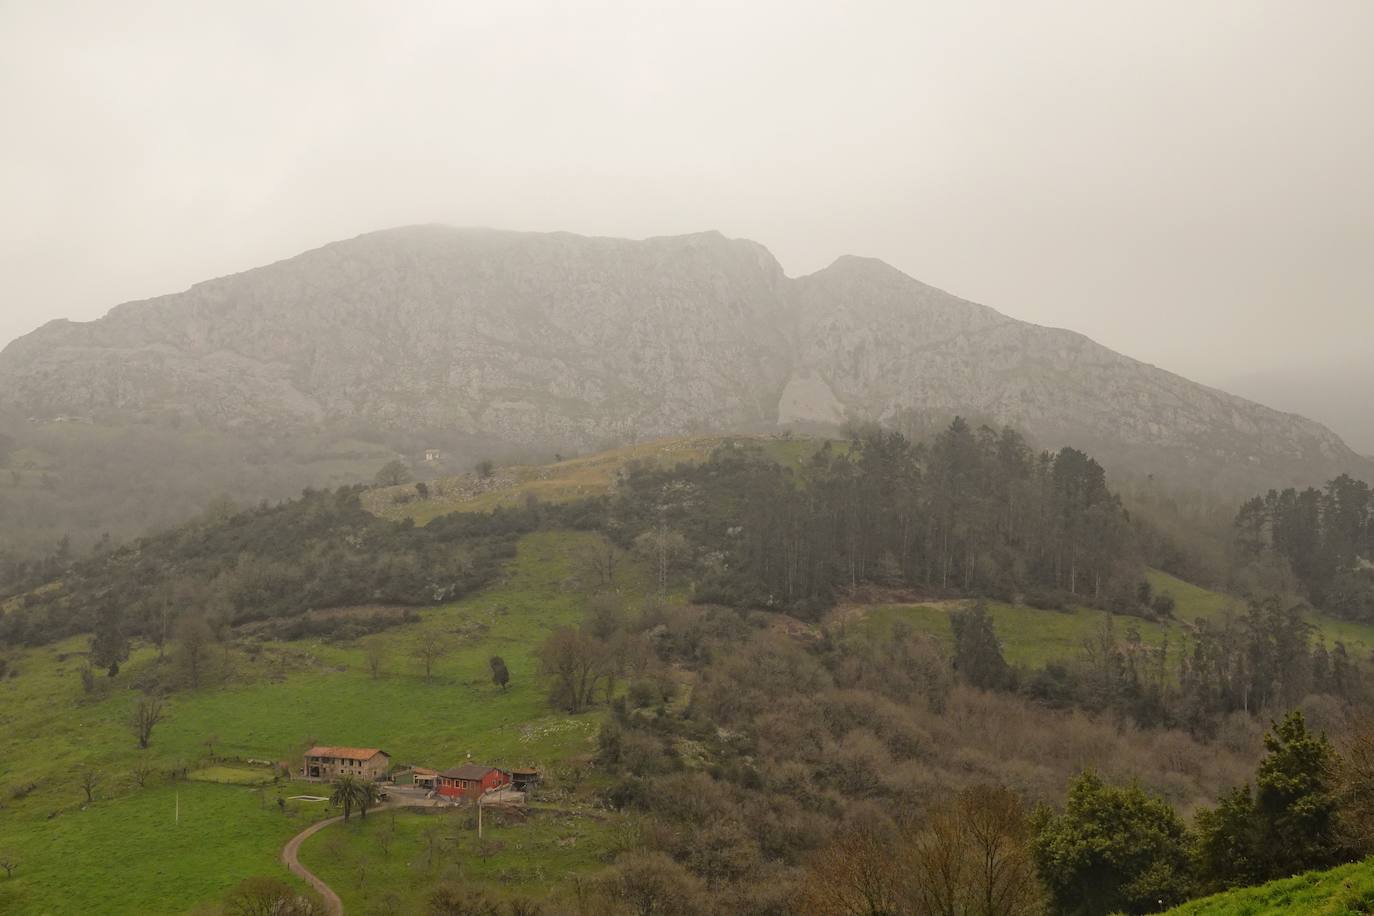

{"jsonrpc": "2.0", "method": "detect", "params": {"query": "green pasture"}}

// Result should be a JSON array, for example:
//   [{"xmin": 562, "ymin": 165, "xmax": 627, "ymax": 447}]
[
  {"xmin": 297, "ymin": 805, "xmax": 622, "ymax": 912},
  {"xmin": 854, "ymin": 569, "xmax": 1374, "ymax": 669},
  {"xmin": 1165, "ymin": 859, "xmax": 1374, "ymax": 915},
  {"xmin": 0, "ymin": 529, "xmax": 635, "ymax": 914}
]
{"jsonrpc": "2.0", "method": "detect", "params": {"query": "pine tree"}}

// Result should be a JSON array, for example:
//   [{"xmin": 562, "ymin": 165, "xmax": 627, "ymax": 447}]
[
  {"xmin": 1254, "ymin": 711, "xmax": 1340, "ymax": 875},
  {"xmin": 489, "ymin": 655, "xmax": 510, "ymax": 691},
  {"xmin": 89, "ymin": 605, "xmax": 129, "ymax": 677},
  {"xmin": 950, "ymin": 601, "xmax": 1012, "ymax": 690}
]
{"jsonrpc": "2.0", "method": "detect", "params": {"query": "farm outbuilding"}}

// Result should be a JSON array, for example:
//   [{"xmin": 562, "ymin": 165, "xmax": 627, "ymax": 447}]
[
  {"xmin": 436, "ymin": 764, "xmax": 510, "ymax": 800},
  {"xmin": 393, "ymin": 766, "xmax": 439, "ymax": 789},
  {"xmin": 510, "ymin": 768, "xmax": 541, "ymax": 792}
]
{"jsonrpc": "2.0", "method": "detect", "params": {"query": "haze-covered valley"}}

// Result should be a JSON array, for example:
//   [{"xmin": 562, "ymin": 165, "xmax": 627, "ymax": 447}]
[{"xmin": 5, "ymin": 3, "xmax": 1374, "ymax": 915}]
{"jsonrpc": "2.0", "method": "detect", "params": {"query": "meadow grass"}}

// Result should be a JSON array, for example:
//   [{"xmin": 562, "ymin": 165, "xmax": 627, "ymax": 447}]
[
  {"xmin": 296, "ymin": 805, "xmax": 621, "ymax": 912},
  {"xmin": 1164, "ymin": 859, "xmax": 1374, "ymax": 915},
  {"xmin": 363, "ymin": 435, "xmax": 728, "ymax": 524},
  {"xmin": 362, "ymin": 433, "xmax": 843, "ymax": 525},
  {"xmin": 0, "ymin": 782, "xmax": 317, "ymax": 915},
  {"xmin": 188, "ymin": 765, "xmax": 276, "ymax": 786},
  {"xmin": 855, "ymin": 570, "xmax": 1374, "ymax": 669},
  {"xmin": 0, "ymin": 529, "xmax": 638, "ymax": 914},
  {"xmin": 854, "ymin": 600, "xmax": 1172, "ymax": 667},
  {"xmin": 4, "ymin": 510, "xmax": 1374, "ymax": 913}
]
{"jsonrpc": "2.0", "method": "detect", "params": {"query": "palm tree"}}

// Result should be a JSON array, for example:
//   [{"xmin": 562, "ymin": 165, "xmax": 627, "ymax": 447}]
[
  {"xmin": 356, "ymin": 779, "xmax": 381, "ymax": 820},
  {"xmin": 329, "ymin": 774, "xmax": 381, "ymax": 823}
]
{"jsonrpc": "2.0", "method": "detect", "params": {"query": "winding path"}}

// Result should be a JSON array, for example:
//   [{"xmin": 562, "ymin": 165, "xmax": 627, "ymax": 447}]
[
  {"xmin": 280, "ymin": 794, "xmax": 436, "ymax": 915},
  {"xmin": 281, "ymin": 813, "xmax": 348, "ymax": 915},
  {"xmin": 280, "ymin": 792, "xmax": 522, "ymax": 914}
]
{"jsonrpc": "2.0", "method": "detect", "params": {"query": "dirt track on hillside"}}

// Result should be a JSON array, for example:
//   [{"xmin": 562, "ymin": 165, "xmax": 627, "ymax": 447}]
[{"xmin": 281, "ymin": 812, "xmax": 347, "ymax": 915}]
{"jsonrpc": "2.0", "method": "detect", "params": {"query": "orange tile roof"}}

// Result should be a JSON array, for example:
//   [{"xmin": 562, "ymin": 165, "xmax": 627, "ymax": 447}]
[
  {"xmin": 441, "ymin": 764, "xmax": 501, "ymax": 780},
  {"xmin": 305, "ymin": 746, "xmax": 388, "ymax": 760}
]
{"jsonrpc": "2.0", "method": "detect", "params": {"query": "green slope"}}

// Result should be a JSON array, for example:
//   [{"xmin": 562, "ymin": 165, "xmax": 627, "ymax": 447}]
[
  {"xmin": 854, "ymin": 569, "xmax": 1374, "ymax": 669},
  {"xmin": 1165, "ymin": 859, "xmax": 1374, "ymax": 915},
  {"xmin": 0, "ymin": 530, "xmax": 632, "ymax": 914}
]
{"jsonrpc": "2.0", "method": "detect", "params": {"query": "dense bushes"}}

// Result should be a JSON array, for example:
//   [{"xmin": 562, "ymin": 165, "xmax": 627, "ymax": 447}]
[
  {"xmin": 557, "ymin": 585, "xmax": 1374, "ymax": 914},
  {"xmin": 0, "ymin": 487, "xmax": 606, "ymax": 647},
  {"xmin": 596, "ymin": 607, "xmax": 1374, "ymax": 914}
]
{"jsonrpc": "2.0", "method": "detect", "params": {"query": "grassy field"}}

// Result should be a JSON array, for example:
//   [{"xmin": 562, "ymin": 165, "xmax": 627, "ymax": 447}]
[
  {"xmin": 0, "ymin": 529, "xmax": 638, "ymax": 914},
  {"xmin": 852, "ymin": 600, "xmax": 1173, "ymax": 667},
  {"xmin": 851, "ymin": 569, "xmax": 1374, "ymax": 669},
  {"xmin": 363, "ymin": 435, "xmax": 727, "ymax": 524},
  {"xmin": 188, "ymin": 765, "xmax": 276, "ymax": 786},
  {"xmin": 1165, "ymin": 859, "xmax": 1374, "ymax": 915},
  {"xmin": 0, "ymin": 782, "xmax": 319, "ymax": 914},
  {"xmin": 362, "ymin": 433, "xmax": 841, "ymax": 525},
  {"xmin": 296, "ymin": 805, "xmax": 622, "ymax": 912},
  {"xmin": 6, "ymin": 440, "xmax": 1374, "ymax": 915}
]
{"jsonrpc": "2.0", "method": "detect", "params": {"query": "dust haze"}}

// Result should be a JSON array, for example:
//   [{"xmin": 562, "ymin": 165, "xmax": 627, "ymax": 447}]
[{"xmin": 3, "ymin": 0, "xmax": 1372, "ymax": 446}]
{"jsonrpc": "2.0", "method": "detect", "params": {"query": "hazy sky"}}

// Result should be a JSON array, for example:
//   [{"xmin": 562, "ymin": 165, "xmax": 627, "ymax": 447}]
[{"xmin": 3, "ymin": 1, "xmax": 1372, "ymax": 440}]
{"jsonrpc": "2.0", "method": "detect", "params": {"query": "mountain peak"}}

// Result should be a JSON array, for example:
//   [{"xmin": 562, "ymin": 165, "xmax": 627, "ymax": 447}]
[{"xmin": 0, "ymin": 227, "xmax": 1367, "ymax": 495}]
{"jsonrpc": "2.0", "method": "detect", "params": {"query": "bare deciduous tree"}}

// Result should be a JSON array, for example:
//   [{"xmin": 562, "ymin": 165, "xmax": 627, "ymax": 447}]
[
  {"xmin": 603, "ymin": 851, "xmax": 706, "ymax": 916},
  {"xmin": 175, "ymin": 614, "xmax": 213, "ymax": 688},
  {"xmin": 421, "ymin": 823, "xmax": 448, "ymax": 871},
  {"xmin": 130, "ymin": 694, "xmax": 167, "ymax": 749},
  {"xmin": 795, "ymin": 786, "xmax": 1042, "ymax": 916},
  {"xmin": 795, "ymin": 822, "xmax": 906, "ymax": 916},
  {"xmin": 539, "ymin": 626, "xmax": 607, "ymax": 713},
  {"xmin": 354, "ymin": 852, "xmax": 370, "ymax": 889},
  {"xmin": 909, "ymin": 786, "xmax": 1042, "ymax": 916},
  {"xmin": 1337, "ymin": 719, "xmax": 1374, "ymax": 854},
  {"xmin": 581, "ymin": 536, "xmax": 618, "ymax": 588},
  {"xmin": 365, "ymin": 642, "xmax": 386, "ymax": 679},
  {"xmin": 79, "ymin": 769, "xmax": 100, "ymax": 803},
  {"xmin": 224, "ymin": 876, "xmax": 327, "ymax": 916},
  {"xmin": 375, "ymin": 817, "xmax": 396, "ymax": 857},
  {"xmin": 412, "ymin": 640, "xmax": 448, "ymax": 682},
  {"xmin": 0, "ymin": 850, "xmax": 19, "ymax": 878}
]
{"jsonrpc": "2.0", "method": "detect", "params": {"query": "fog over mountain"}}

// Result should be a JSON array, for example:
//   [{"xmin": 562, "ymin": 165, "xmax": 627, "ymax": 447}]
[
  {"xmin": 3, "ymin": 226, "xmax": 1368, "ymax": 498},
  {"xmin": 1223, "ymin": 364, "xmax": 1374, "ymax": 457},
  {"xmin": 4, "ymin": 2, "xmax": 1373, "ymax": 436}
]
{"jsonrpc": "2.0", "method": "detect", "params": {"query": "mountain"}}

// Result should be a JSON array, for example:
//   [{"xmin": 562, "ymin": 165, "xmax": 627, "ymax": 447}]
[
  {"xmin": 1222, "ymin": 364, "xmax": 1374, "ymax": 457},
  {"xmin": 1, "ymin": 226, "xmax": 1369, "ymax": 522}
]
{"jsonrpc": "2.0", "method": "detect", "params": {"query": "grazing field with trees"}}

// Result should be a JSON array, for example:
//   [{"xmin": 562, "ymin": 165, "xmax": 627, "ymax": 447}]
[
  {"xmin": 0, "ymin": 530, "xmax": 625, "ymax": 913},
  {"xmin": 4, "ymin": 429, "xmax": 1374, "ymax": 913}
]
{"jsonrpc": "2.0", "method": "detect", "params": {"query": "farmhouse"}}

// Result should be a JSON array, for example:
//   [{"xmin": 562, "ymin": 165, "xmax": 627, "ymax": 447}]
[
  {"xmin": 303, "ymin": 746, "xmax": 391, "ymax": 782},
  {"xmin": 436, "ymin": 764, "xmax": 510, "ymax": 800}
]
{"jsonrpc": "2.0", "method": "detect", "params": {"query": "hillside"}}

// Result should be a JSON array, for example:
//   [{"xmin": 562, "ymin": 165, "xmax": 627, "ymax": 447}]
[
  {"xmin": 4, "ymin": 431, "xmax": 1373, "ymax": 912},
  {"xmin": 2, "ymin": 227, "xmax": 1369, "ymax": 558},
  {"xmin": 0, "ymin": 502, "xmax": 1328, "ymax": 914},
  {"xmin": 1164, "ymin": 859, "xmax": 1374, "ymax": 915},
  {"xmin": 361, "ymin": 433, "xmax": 826, "ymax": 524},
  {"xmin": 0, "ymin": 530, "xmax": 624, "ymax": 913}
]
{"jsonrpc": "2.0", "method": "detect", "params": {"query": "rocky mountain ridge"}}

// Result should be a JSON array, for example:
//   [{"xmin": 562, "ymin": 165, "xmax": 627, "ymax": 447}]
[{"xmin": 2, "ymin": 225, "xmax": 1367, "ymax": 494}]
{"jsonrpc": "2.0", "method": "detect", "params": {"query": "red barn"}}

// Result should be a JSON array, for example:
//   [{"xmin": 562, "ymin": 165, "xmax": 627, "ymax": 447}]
[{"xmin": 436, "ymin": 764, "xmax": 509, "ymax": 800}]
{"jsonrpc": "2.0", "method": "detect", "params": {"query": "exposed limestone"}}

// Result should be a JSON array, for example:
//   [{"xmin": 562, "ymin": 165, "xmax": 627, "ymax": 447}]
[{"xmin": 1, "ymin": 225, "xmax": 1367, "ymax": 492}]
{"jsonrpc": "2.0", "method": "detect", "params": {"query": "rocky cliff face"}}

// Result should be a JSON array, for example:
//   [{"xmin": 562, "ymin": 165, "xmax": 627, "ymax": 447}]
[{"xmin": 2, "ymin": 225, "xmax": 1366, "ymax": 492}]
